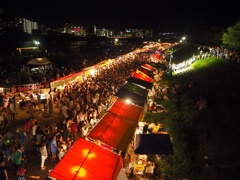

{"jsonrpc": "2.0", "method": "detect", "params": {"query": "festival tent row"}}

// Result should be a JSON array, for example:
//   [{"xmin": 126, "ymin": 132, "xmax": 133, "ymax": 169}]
[
  {"xmin": 127, "ymin": 64, "xmax": 157, "ymax": 90},
  {"xmin": 128, "ymin": 63, "xmax": 174, "ymax": 156},
  {"xmin": 48, "ymin": 61, "xmax": 168, "ymax": 179},
  {"xmin": 48, "ymin": 99, "xmax": 143, "ymax": 180},
  {"xmin": 50, "ymin": 59, "xmax": 115, "ymax": 90}
]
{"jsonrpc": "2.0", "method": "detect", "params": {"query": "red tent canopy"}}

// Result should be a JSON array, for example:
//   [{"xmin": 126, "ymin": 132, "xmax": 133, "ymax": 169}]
[
  {"xmin": 136, "ymin": 67, "xmax": 154, "ymax": 79},
  {"xmin": 141, "ymin": 64, "xmax": 157, "ymax": 72},
  {"xmin": 132, "ymin": 72, "xmax": 153, "ymax": 83},
  {"xmin": 87, "ymin": 112, "xmax": 137, "ymax": 151},
  {"xmin": 108, "ymin": 99, "xmax": 143, "ymax": 124},
  {"xmin": 48, "ymin": 138, "xmax": 123, "ymax": 180}
]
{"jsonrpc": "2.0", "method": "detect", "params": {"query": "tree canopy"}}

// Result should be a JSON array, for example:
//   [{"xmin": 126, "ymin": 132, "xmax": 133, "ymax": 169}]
[{"xmin": 222, "ymin": 21, "xmax": 240, "ymax": 50}]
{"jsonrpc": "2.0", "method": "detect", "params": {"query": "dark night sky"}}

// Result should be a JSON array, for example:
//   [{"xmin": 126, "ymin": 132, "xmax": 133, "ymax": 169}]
[{"xmin": 1, "ymin": 0, "xmax": 239, "ymax": 33}]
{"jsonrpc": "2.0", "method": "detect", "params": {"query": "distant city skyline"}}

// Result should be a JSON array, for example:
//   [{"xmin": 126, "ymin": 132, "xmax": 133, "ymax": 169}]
[{"xmin": 1, "ymin": 0, "xmax": 240, "ymax": 34}]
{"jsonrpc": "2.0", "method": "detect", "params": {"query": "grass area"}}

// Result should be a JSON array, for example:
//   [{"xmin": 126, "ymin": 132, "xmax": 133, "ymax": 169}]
[{"xmin": 145, "ymin": 45, "xmax": 240, "ymax": 179}]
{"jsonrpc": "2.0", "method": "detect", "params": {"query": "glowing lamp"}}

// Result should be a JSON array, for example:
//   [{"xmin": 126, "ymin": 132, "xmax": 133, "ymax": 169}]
[{"xmin": 125, "ymin": 99, "xmax": 131, "ymax": 104}]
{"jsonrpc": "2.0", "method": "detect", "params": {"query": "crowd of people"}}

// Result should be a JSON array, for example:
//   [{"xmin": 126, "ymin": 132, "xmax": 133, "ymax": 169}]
[{"xmin": 171, "ymin": 45, "xmax": 240, "ymax": 73}]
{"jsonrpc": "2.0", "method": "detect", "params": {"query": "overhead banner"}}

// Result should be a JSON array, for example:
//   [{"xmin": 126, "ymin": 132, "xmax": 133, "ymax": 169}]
[{"xmin": 12, "ymin": 82, "xmax": 50, "ymax": 93}]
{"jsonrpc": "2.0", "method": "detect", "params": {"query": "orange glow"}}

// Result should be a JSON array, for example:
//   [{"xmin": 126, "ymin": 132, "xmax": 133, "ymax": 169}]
[
  {"xmin": 136, "ymin": 69, "xmax": 151, "ymax": 79},
  {"xmin": 82, "ymin": 149, "xmax": 96, "ymax": 159},
  {"xmin": 71, "ymin": 166, "xmax": 87, "ymax": 178}
]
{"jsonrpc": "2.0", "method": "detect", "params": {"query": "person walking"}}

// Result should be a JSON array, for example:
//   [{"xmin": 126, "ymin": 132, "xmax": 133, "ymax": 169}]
[{"xmin": 40, "ymin": 142, "xmax": 48, "ymax": 170}]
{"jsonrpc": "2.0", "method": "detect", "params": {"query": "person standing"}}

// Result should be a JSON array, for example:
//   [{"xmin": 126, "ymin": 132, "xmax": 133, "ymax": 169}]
[
  {"xmin": 13, "ymin": 144, "xmax": 24, "ymax": 174},
  {"xmin": 58, "ymin": 145, "xmax": 65, "ymax": 161},
  {"xmin": 31, "ymin": 121, "xmax": 38, "ymax": 145},
  {"xmin": 66, "ymin": 118, "xmax": 73, "ymax": 139},
  {"xmin": 40, "ymin": 142, "xmax": 48, "ymax": 170},
  {"xmin": 70, "ymin": 119, "xmax": 78, "ymax": 141},
  {"xmin": 81, "ymin": 124, "xmax": 89, "ymax": 138},
  {"xmin": 76, "ymin": 110, "xmax": 84, "ymax": 134},
  {"xmin": 24, "ymin": 119, "xmax": 32, "ymax": 142},
  {"xmin": 49, "ymin": 135, "xmax": 57, "ymax": 163},
  {"xmin": 0, "ymin": 160, "xmax": 9, "ymax": 180}
]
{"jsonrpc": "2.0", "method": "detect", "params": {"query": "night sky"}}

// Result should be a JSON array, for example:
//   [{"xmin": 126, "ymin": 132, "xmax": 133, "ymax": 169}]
[{"xmin": 1, "ymin": 0, "xmax": 239, "ymax": 33}]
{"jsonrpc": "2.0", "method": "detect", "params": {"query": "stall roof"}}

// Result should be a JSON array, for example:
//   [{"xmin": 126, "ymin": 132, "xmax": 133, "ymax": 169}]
[
  {"xmin": 115, "ymin": 88, "xmax": 147, "ymax": 108},
  {"xmin": 108, "ymin": 98, "xmax": 143, "ymax": 124},
  {"xmin": 126, "ymin": 76, "xmax": 153, "ymax": 89},
  {"xmin": 87, "ymin": 112, "xmax": 137, "ymax": 151},
  {"xmin": 122, "ymin": 82, "xmax": 148, "ymax": 99},
  {"xmin": 136, "ymin": 66, "xmax": 154, "ymax": 79},
  {"xmin": 115, "ymin": 82, "xmax": 148, "ymax": 107},
  {"xmin": 132, "ymin": 72, "xmax": 153, "ymax": 83},
  {"xmin": 141, "ymin": 64, "xmax": 157, "ymax": 72},
  {"xmin": 49, "ymin": 138, "xmax": 123, "ymax": 180},
  {"xmin": 134, "ymin": 134, "xmax": 174, "ymax": 155},
  {"xmin": 27, "ymin": 57, "xmax": 51, "ymax": 65}
]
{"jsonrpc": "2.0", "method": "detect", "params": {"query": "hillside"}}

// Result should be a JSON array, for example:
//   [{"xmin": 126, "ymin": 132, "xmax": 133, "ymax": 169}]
[{"xmin": 170, "ymin": 57, "xmax": 240, "ymax": 179}]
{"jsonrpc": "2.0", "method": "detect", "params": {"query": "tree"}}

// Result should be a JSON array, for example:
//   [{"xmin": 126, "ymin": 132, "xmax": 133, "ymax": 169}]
[
  {"xmin": 191, "ymin": 26, "xmax": 224, "ymax": 46},
  {"xmin": 222, "ymin": 21, "xmax": 240, "ymax": 50}
]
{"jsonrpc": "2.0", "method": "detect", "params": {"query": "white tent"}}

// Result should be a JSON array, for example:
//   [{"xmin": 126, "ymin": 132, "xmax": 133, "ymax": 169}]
[
  {"xmin": 27, "ymin": 57, "xmax": 51, "ymax": 76},
  {"xmin": 27, "ymin": 57, "xmax": 51, "ymax": 65}
]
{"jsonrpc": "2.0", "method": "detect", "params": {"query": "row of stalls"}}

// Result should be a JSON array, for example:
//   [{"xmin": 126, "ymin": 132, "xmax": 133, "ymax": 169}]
[
  {"xmin": 0, "ymin": 42, "xmax": 175, "ymax": 109},
  {"xmin": 47, "ymin": 57, "xmax": 174, "ymax": 179}
]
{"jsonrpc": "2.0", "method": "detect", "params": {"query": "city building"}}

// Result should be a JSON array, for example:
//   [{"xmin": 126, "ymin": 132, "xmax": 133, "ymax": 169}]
[{"xmin": 63, "ymin": 23, "xmax": 96, "ymax": 36}]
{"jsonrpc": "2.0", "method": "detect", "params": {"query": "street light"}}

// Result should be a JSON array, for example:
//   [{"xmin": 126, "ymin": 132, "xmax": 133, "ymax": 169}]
[
  {"xmin": 114, "ymin": 38, "xmax": 118, "ymax": 45},
  {"xmin": 180, "ymin": 36, "xmax": 186, "ymax": 43},
  {"xmin": 34, "ymin": 40, "xmax": 40, "ymax": 51}
]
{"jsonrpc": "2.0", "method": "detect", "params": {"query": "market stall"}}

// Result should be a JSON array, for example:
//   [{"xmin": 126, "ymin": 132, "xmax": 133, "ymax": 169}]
[
  {"xmin": 134, "ymin": 134, "xmax": 174, "ymax": 155},
  {"xmin": 27, "ymin": 57, "xmax": 51, "ymax": 74},
  {"xmin": 87, "ymin": 112, "xmax": 137, "ymax": 152},
  {"xmin": 107, "ymin": 98, "xmax": 144, "ymax": 124},
  {"xmin": 48, "ymin": 138, "xmax": 127, "ymax": 180},
  {"xmin": 115, "ymin": 82, "xmax": 149, "ymax": 108}
]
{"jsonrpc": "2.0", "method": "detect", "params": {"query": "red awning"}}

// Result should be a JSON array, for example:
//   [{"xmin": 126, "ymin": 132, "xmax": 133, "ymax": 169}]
[
  {"xmin": 48, "ymin": 138, "xmax": 123, "ymax": 180},
  {"xmin": 141, "ymin": 64, "xmax": 157, "ymax": 72},
  {"xmin": 132, "ymin": 72, "xmax": 153, "ymax": 83},
  {"xmin": 87, "ymin": 112, "xmax": 137, "ymax": 151},
  {"xmin": 108, "ymin": 99, "xmax": 143, "ymax": 124}
]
